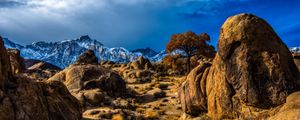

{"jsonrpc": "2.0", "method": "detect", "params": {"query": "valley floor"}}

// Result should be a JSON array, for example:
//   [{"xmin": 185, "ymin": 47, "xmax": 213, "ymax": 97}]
[{"xmin": 82, "ymin": 76, "xmax": 185, "ymax": 120}]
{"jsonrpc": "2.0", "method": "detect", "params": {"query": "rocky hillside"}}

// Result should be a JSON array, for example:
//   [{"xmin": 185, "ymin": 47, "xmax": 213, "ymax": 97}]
[{"xmin": 0, "ymin": 36, "xmax": 82, "ymax": 120}]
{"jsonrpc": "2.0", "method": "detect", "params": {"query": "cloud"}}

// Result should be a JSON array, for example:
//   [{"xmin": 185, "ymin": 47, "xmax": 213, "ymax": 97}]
[
  {"xmin": 0, "ymin": 0, "xmax": 299, "ymax": 51},
  {"xmin": 0, "ymin": 0, "xmax": 26, "ymax": 8}
]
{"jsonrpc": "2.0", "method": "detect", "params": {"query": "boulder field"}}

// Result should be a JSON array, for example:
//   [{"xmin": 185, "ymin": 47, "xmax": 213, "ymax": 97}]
[{"xmin": 179, "ymin": 13, "xmax": 300, "ymax": 119}]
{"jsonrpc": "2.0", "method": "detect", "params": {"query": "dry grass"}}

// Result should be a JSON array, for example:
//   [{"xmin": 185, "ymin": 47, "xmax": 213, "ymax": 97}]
[
  {"xmin": 145, "ymin": 109, "xmax": 159, "ymax": 119},
  {"xmin": 112, "ymin": 114, "xmax": 124, "ymax": 120}
]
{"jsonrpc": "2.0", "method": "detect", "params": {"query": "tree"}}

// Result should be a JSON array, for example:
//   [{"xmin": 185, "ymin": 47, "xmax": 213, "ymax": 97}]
[{"xmin": 166, "ymin": 31, "xmax": 215, "ymax": 73}]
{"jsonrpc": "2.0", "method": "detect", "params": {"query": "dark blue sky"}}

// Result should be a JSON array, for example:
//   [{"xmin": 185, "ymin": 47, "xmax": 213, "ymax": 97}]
[{"xmin": 0, "ymin": 0, "xmax": 299, "ymax": 51}]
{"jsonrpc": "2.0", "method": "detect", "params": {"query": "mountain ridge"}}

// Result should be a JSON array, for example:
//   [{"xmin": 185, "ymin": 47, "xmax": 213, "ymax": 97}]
[
  {"xmin": 3, "ymin": 35, "xmax": 166, "ymax": 68},
  {"xmin": 5, "ymin": 35, "xmax": 298, "ymax": 68}
]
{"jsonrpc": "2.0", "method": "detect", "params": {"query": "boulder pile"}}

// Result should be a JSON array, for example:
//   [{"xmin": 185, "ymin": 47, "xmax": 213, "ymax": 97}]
[
  {"xmin": 117, "ymin": 56, "xmax": 155, "ymax": 84},
  {"xmin": 48, "ymin": 50, "xmax": 127, "ymax": 108}
]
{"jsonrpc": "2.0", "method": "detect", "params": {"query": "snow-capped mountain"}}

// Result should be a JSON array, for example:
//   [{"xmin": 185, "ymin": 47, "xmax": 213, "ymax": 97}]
[
  {"xmin": 3, "ymin": 38, "xmax": 24, "ymax": 50},
  {"xmin": 131, "ymin": 47, "xmax": 158, "ymax": 58},
  {"xmin": 290, "ymin": 47, "xmax": 300, "ymax": 53},
  {"xmin": 3, "ymin": 35, "xmax": 166, "ymax": 68},
  {"xmin": 151, "ymin": 50, "xmax": 167, "ymax": 62}
]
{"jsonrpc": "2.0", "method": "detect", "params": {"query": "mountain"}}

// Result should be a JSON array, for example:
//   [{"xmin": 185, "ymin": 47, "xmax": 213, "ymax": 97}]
[
  {"xmin": 131, "ymin": 47, "xmax": 158, "ymax": 58},
  {"xmin": 290, "ymin": 46, "xmax": 300, "ymax": 53},
  {"xmin": 3, "ymin": 37, "xmax": 24, "ymax": 50},
  {"xmin": 3, "ymin": 35, "xmax": 166, "ymax": 68}
]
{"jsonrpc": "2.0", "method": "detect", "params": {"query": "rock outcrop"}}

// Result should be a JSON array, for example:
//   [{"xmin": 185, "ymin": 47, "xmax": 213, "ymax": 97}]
[
  {"xmin": 48, "ymin": 64, "xmax": 126, "ymax": 97},
  {"xmin": 7, "ymin": 49, "xmax": 25, "ymax": 75},
  {"xmin": 25, "ymin": 61, "xmax": 62, "ymax": 81},
  {"xmin": 48, "ymin": 63, "xmax": 127, "ymax": 109},
  {"xmin": 179, "ymin": 62, "xmax": 211, "ymax": 115},
  {"xmin": 179, "ymin": 13, "xmax": 300, "ymax": 119},
  {"xmin": 206, "ymin": 13, "xmax": 299, "ymax": 119},
  {"xmin": 0, "ymin": 36, "xmax": 13, "ymax": 90},
  {"xmin": 129, "ymin": 56, "xmax": 153, "ymax": 70},
  {"xmin": 75, "ymin": 50, "xmax": 98, "ymax": 64},
  {"xmin": 28, "ymin": 61, "xmax": 62, "ymax": 71},
  {"xmin": 117, "ymin": 56, "xmax": 154, "ymax": 84},
  {"xmin": 0, "ymin": 36, "xmax": 82, "ymax": 120}
]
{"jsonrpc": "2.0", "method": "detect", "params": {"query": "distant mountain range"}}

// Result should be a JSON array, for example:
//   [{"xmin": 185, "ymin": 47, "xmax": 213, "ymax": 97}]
[
  {"xmin": 3, "ymin": 35, "xmax": 166, "ymax": 68},
  {"xmin": 4, "ymin": 35, "xmax": 299, "ymax": 68}
]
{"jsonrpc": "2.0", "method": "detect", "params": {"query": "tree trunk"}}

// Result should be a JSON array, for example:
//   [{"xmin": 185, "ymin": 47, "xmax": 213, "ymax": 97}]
[{"xmin": 186, "ymin": 56, "xmax": 191, "ymax": 74}]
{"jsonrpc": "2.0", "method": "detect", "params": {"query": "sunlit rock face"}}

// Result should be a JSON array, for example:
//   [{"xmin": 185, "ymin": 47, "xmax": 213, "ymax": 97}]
[
  {"xmin": 206, "ymin": 13, "xmax": 299, "ymax": 119},
  {"xmin": 178, "ymin": 13, "xmax": 300, "ymax": 120}
]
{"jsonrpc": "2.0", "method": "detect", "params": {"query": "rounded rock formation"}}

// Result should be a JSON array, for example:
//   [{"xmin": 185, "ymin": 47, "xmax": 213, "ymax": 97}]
[
  {"xmin": 179, "ymin": 62, "xmax": 211, "ymax": 116},
  {"xmin": 206, "ymin": 13, "xmax": 300, "ymax": 119},
  {"xmin": 76, "ymin": 50, "xmax": 98, "ymax": 64},
  {"xmin": 48, "ymin": 64, "xmax": 127, "ymax": 107}
]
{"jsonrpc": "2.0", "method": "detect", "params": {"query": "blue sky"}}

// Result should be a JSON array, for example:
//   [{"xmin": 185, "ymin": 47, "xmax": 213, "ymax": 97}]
[{"xmin": 0, "ymin": 0, "xmax": 299, "ymax": 51}]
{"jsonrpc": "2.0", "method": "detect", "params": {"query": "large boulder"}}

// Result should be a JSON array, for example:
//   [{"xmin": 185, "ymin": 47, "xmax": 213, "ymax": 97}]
[
  {"xmin": 7, "ymin": 49, "xmax": 25, "ymax": 75},
  {"xmin": 48, "ymin": 64, "xmax": 127, "ymax": 107},
  {"xmin": 117, "ymin": 56, "xmax": 154, "ymax": 84},
  {"xmin": 75, "ymin": 50, "xmax": 98, "ymax": 64},
  {"xmin": 0, "ymin": 37, "xmax": 82, "ymax": 120},
  {"xmin": 179, "ymin": 62, "xmax": 211, "ymax": 116},
  {"xmin": 206, "ymin": 13, "xmax": 299, "ymax": 119},
  {"xmin": 129, "ymin": 56, "xmax": 153, "ymax": 70},
  {"xmin": 0, "ymin": 80, "xmax": 82, "ymax": 120}
]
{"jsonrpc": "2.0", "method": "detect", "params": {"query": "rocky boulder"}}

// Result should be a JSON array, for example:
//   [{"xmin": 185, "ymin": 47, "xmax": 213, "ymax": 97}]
[
  {"xmin": 117, "ymin": 56, "xmax": 155, "ymax": 84},
  {"xmin": 129, "ymin": 56, "xmax": 153, "ymax": 70},
  {"xmin": 7, "ymin": 49, "xmax": 25, "ymax": 75},
  {"xmin": 205, "ymin": 13, "xmax": 299, "ymax": 119},
  {"xmin": 75, "ymin": 50, "xmax": 98, "ymax": 64},
  {"xmin": 179, "ymin": 62, "xmax": 211, "ymax": 116},
  {"xmin": 48, "ymin": 64, "xmax": 127, "ymax": 107},
  {"xmin": 28, "ymin": 61, "xmax": 62, "ymax": 71}
]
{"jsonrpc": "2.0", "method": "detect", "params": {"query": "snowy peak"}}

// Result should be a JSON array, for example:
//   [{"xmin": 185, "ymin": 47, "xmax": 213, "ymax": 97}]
[
  {"xmin": 131, "ymin": 47, "xmax": 158, "ymax": 58},
  {"xmin": 290, "ymin": 46, "xmax": 300, "ymax": 53},
  {"xmin": 3, "ymin": 36, "xmax": 164, "ymax": 68},
  {"xmin": 4, "ymin": 36, "xmax": 299, "ymax": 69},
  {"xmin": 3, "ymin": 38, "xmax": 24, "ymax": 50}
]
